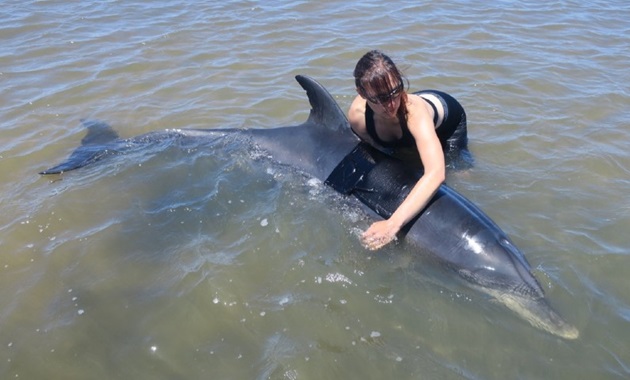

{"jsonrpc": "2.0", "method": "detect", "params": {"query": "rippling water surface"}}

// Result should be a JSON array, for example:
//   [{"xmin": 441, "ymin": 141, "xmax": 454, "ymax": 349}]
[{"xmin": 2, "ymin": 1, "xmax": 629, "ymax": 379}]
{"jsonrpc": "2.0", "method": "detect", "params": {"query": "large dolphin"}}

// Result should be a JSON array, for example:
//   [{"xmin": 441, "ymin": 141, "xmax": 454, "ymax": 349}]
[{"xmin": 40, "ymin": 75, "xmax": 579, "ymax": 339}]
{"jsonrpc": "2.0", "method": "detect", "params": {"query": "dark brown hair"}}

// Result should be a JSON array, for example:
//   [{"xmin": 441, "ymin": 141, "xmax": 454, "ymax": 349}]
[{"xmin": 353, "ymin": 50, "xmax": 409, "ymax": 128}]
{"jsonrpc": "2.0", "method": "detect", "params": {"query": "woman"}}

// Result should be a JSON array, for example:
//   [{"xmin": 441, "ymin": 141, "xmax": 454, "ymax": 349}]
[{"xmin": 348, "ymin": 50, "xmax": 468, "ymax": 250}]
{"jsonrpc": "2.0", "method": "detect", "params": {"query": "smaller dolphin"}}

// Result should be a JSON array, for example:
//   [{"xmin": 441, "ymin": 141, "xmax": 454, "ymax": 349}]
[{"xmin": 40, "ymin": 75, "xmax": 578, "ymax": 339}]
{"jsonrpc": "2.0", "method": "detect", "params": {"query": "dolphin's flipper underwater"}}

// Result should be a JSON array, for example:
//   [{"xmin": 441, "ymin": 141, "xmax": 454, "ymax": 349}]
[{"xmin": 39, "ymin": 120, "xmax": 121, "ymax": 174}]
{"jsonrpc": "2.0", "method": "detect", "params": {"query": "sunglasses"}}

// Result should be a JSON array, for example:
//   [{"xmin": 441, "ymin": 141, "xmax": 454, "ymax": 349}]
[{"xmin": 362, "ymin": 81, "xmax": 404, "ymax": 104}]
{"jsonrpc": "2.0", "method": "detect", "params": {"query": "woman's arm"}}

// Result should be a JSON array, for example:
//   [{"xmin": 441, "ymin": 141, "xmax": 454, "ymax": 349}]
[{"xmin": 361, "ymin": 100, "xmax": 445, "ymax": 250}]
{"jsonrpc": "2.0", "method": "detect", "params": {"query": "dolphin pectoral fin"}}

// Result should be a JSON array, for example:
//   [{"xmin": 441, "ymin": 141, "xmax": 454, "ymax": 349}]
[
  {"xmin": 39, "ymin": 119, "xmax": 120, "ymax": 175},
  {"xmin": 325, "ymin": 143, "xmax": 377, "ymax": 194}
]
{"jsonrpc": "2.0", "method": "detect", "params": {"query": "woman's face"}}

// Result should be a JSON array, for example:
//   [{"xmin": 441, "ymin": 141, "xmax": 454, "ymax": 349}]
[{"xmin": 361, "ymin": 77, "xmax": 403, "ymax": 117}]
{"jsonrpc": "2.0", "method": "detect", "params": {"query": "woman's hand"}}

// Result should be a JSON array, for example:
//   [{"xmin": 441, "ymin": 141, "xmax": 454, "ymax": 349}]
[{"xmin": 361, "ymin": 219, "xmax": 400, "ymax": 250}]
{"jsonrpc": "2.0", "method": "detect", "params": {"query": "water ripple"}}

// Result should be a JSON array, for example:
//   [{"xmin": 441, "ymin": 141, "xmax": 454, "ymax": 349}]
[{"xmin": 2, "ymin": 1, "xmax": 630, "ymax": 379}]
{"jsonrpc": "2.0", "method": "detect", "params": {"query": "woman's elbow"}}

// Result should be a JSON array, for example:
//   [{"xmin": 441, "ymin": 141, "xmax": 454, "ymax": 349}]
[
  {"xmin": 435, "ymin": 170, "xmax": 446, "ymax": 185},
  {"xmin": 428, "ymin": 165, "xmax": 446, "ymax": 185}
]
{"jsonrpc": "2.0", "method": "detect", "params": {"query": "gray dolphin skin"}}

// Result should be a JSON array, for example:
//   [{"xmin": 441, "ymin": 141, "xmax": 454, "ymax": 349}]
[{"xmin": 41, "ymin": 75, "xmax": 579, "ymax": 339}]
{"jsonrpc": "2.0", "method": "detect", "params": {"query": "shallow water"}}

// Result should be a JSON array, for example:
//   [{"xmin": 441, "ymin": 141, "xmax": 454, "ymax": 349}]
[{"xmin": 2, "ymin": 1, "xmax": 630, "ymax": 379}]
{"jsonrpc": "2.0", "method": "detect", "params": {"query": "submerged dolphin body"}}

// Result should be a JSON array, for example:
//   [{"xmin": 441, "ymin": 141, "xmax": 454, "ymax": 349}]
[{"xmin": 41, "ymin": 75, "xmax": 578, "ymax": 339}]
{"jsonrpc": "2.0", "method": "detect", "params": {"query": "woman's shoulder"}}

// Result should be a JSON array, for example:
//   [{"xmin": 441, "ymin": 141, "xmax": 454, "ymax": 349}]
[
  {"xmin": 348, "ymin": 95, "xmax": 367, "ymax": 127},
  {"xmin": 405, "ymin": 93, "xmax": 434, "ymax": 123},
  {"xmin": 406, "ymin": 93, "xmax": 427, "ymax": 109},
  {"xmin": 347, "ymin": 95, "xmax": 371, "ymax": 141}
]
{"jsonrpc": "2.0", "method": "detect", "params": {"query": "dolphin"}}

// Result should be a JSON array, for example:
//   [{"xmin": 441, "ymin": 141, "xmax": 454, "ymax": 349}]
[{"xmin": 40, "ymin": 75, "xmax": 579, "ymax": 339}]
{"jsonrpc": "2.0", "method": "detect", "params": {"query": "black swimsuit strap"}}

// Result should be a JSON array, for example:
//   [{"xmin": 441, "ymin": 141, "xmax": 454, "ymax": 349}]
[{"xmin": 364, "ymin": 105, "xmax": 381, "ymax": 144}]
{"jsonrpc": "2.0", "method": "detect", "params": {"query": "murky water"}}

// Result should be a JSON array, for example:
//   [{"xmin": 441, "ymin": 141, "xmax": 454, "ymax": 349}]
[{"xmin": 2, "ymin": 1, "xmax": 629, "ymax": 379}]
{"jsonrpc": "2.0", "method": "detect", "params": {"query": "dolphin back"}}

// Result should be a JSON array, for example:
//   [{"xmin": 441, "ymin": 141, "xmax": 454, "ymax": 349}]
[
  {"xmin": 41, "ymin": 76, "xmax": 352, "ymax": 175},
  {"xmin": 325, "ymin": 142, "xmax": 419, "ymax": 215}
]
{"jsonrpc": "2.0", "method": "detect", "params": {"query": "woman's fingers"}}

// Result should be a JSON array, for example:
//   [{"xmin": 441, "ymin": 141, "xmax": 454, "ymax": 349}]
[
  {"xmin": 361, "ymin": 231, "xmax": 396, "ymax": 250},
  {"xmin": 360, "ymin": 220, "xmax": 399, "ymax": 250}
]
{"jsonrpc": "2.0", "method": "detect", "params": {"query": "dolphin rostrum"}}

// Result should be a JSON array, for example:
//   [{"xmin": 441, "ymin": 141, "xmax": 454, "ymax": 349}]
[{"xmin": 40, "ymin": 75, "xmax": 579, "ymax": 339}]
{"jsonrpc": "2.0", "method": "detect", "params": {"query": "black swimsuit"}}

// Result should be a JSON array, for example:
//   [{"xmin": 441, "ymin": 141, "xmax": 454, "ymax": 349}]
[
  {"xmin": 364, "ymin": 90, "xmax": 468, "ymax": 154},
  {"xmin": 365, "ymin": 104, "xmax": 415, "ymax": 149}
]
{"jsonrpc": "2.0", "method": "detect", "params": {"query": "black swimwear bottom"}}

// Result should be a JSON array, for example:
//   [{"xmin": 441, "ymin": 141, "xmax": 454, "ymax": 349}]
[{"xmin": 414, "ymin": 90, "xmax": 468, "ymax": 155}]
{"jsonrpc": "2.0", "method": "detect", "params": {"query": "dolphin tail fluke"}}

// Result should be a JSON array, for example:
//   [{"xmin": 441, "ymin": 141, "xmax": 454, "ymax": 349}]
[
  {"xmin": 39, "ymin": 119, "xmax": 120, "ymax": 175},
  {"xmin": 295, "ymin": 75, "xmax": 349, "ymax": 132}
]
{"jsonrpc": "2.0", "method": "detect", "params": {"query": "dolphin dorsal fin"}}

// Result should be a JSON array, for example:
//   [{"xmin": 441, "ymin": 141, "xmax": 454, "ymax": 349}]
[
  {"xmin": 79, "ymin": 119, "xmax": 120, "ymax": 145},
  {"xmin": 295, "ymin": 75, "xmax": 350, "ymax": 132}
]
